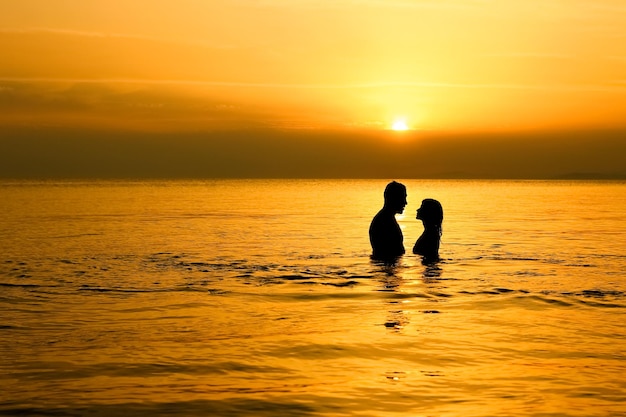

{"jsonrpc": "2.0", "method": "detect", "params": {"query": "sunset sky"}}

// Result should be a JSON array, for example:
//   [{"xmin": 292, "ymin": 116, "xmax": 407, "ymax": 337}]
[{"xmin": 1, "ymin": 0, "xmax": 625, "ymax": 178}]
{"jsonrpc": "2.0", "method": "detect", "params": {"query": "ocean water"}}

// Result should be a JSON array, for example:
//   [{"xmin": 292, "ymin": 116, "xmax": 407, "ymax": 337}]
[{"xmin": 0, "ymin": 179, "xmax": 625, "ymax": 417}]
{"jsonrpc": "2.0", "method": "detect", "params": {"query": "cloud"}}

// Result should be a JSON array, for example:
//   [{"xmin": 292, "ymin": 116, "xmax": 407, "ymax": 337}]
[
  {"xmin": 2, "ymin": 77, "xmax": 625, "ymax": 94},
  {"xmin": 0, "ymin": 27, "xmax": 146, "ymax": 38},
  {"xmin": 1, "ymin": 76, "xmax": 625, "ymax": 134},
  {"xmin": 0, "ymin": 27, "xmax": 273, "ymax": 83},
  {"xmin": 0, "ymin": 80, "xmax": 277, "ymax": 131},
  {"xmin": 0, "ymin": 27, "xmax": 238, "ymax": 49},
  {"xmin": 231, "ymin": 0, "xmax": 487, "ymax": 9},
  {"xmin": 481, "ymin": 52, "xmax": 573, "ymax": 60},
  {"xmin": 1, "ymin": 126, "xmax": 625, "ymax": 180}
]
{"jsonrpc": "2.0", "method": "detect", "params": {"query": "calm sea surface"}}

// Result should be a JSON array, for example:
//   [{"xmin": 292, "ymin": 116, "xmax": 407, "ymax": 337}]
[{"xmin": 1, "ymin": 179, "xmax": 625, "ymax": 417}]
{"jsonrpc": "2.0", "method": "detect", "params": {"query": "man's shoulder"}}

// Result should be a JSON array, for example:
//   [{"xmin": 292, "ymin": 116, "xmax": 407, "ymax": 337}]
[
  {"xmin": 370, "ymin": 210, "xmax": 390, "ymax": 228},
  {"xmin": 371, "ymin": 209, "xmax": 395, "ymax": 222},
  {"xmin": 370, "ymin": 210, "xmax": 399, "ymax": 236}
]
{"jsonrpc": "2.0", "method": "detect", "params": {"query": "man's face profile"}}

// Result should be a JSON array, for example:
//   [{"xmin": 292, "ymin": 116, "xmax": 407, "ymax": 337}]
[{"xmin": 392, "ymin": 191, "xmax": 407, "ymax": 214}]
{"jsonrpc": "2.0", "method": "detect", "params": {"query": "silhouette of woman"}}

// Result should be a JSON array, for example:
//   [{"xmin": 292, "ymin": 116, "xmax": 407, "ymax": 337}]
[{"xmin": 413, "ymin": 199, "xmax": 443, "ymax": 263}]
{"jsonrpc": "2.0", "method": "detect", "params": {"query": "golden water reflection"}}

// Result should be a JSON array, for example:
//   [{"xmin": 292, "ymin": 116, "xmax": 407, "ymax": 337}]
[{"xmin": 1, "ymin": 180, "xmax": 625, "ymax": 416}]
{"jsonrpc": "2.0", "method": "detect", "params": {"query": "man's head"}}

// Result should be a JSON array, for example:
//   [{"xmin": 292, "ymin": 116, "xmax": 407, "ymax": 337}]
[{"xmin": 383, "ymin": 181, "xmax": 407, "ymax": 214}]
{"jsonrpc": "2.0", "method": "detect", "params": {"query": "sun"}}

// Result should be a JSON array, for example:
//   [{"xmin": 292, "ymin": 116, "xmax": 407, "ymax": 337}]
[{"xmin": 391, "ymin": 118, "xmax": 409, "ymax": 131}]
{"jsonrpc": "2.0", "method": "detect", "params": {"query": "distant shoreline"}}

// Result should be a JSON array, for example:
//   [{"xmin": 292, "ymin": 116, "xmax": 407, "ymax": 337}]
[{"xmin": 1, "ymin": 176, "xmax": 625, "ymax": 182}]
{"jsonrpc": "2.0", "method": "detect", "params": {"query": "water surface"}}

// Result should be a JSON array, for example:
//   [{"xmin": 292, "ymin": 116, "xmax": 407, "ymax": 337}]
[{"xmin": 1, "ymin": 180, "xmax": 625, "ymax": 416}]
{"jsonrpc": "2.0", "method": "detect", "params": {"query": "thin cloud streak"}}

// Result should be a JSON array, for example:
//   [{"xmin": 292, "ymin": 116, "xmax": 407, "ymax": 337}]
[
  {"xmin": 1, "ymin": 77, "xmax": 625, "ymax": 93},
  {"xmin": 481, "ymin": 52, "xmax": 573, "ymax": 60},
  {"xmin": 0, "ymin": 26, "xmax": 240, "ymax": 49},
  {"xmin": 242, "ymin": 0, "xmax": 490, "ymax": 10}
]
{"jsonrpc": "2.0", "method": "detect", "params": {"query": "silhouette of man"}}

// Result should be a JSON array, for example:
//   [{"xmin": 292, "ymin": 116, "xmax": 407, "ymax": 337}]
[{"xmin": 369, "ymin": 181, "xmax": 407, "ymax": 260}]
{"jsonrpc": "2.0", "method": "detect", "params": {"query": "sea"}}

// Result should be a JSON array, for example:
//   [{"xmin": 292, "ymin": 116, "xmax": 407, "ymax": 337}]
[{"xmin": 1, "ymin": 179, "xmax": 625, "ymax": 417}]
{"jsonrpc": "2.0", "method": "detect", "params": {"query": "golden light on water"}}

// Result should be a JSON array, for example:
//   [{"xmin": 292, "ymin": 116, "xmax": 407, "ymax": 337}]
[{"xmin": 1, "ymin": 180, "xmax": 626, "ymax": 415}]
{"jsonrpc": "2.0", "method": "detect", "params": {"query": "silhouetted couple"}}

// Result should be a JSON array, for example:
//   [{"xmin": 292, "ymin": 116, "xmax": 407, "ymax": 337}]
[{"xmin": 369, "ymin": 181, "xmax": 443, "ymax": 263}]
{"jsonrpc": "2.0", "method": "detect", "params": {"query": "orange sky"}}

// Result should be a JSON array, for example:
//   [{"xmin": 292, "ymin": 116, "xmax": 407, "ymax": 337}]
[{"xmin": 1, "ymin": 1, "xmax": 625, "ymax": 178}]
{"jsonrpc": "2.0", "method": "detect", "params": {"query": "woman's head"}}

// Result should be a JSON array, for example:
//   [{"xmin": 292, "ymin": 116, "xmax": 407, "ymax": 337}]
[{"xmin": 416, "ymin": 199, "xmax": 443, "ymax": 227}]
